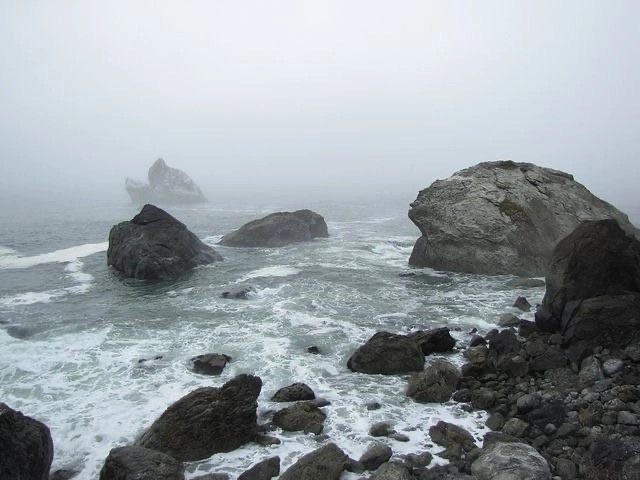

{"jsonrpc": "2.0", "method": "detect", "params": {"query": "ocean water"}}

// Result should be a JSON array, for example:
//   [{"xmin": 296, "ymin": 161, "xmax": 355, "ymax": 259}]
[{"xmin": 0, "ymin": 197, "xmax": 554, "ymax": 479}]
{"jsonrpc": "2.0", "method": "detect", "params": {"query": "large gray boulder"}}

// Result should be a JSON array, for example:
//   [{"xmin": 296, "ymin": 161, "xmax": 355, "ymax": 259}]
[
  {"xmin": 406, "ymin": 360, "xmax": 460, "ymax": 403},
  {"xmin": 347, "ymin": 332, "xmax": 425, "ymax": 375},
  {"xmin": 0, "ymin": 403, "xmax": 53, "ymax": 480},
  {"xmin": 136, "ymin": 374, "xmax": 261, "ymax": 461},
  {"xmin": 471, "ymin": 442, "xmax": 550, "ymax": 480},
  {"xmin": 219, "ymin": 210, "xmax": 328, "ymax": 247},
  {"xmin": 536, "ymin": 219, "xmax": 640, "ymax": 349},
  {"xmin": 99, "ymin": 446, "xmax": 184, "ymax": 480},
  {"xmin": 279, "ymin": 443, "xmax": 347, "ymax": 480},
  {"xmin": 125, "ymin": 158, "xmax": 206, "ymax": 204},
  {"xmin": 108, "ymin": 204, "xmax": 222, "ymax": 280},
  {"xmin": 409, "ymin": 161, "xmax": 638, "ymax": 276}
]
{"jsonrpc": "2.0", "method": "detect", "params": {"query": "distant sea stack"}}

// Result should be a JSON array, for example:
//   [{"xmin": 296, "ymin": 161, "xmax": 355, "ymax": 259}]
[
  {"xmin": 107, "ymin": 204, "xmax": 222, "ymax": 280},
  {"xmin": 219, "ymin": 210, "xmax": 329, "ymax": 247},
  {"xmin": 125, "ymin": 158, "xmax": 206, "ymax": 205},
  {"xmin": 409, "ymin": 160, "xmax": 639, "ymax": 276}
]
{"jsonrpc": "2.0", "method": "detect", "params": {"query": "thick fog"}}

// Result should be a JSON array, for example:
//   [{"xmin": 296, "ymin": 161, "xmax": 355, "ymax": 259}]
[{"xmin": 1, "ymin": 1, "xmax": 638, "ymax": 210}]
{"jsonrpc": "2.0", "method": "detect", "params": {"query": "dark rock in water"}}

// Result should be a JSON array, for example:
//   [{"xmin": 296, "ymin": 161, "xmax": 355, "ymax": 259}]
[
  {"xmin": 367, "ymin": 402, "xmax": 382, "ymax": 411},
  {"xmin": 107, "ymin": 204, "xmax": 222, "ymax": 280},
  {"xmin": 271, "ymin": 382, "xmax": 315, "ymax": 402},
  {"xmin": 497, "ymin": 313, "xmax": 520, "ymax": 327},
  {"xmin": 408, "ymin": 161, "xmax": 638, "ymax": 276},
  {"xmin": 136, "ymin": 374, "xmax": 261, "ymax": 461},
  {"xmin": 539, "ymin": 219, "xmax": 640, "ymax": 348},
  {"xmin": 307, "ymin": 346, "xmax": 320, "ymax": 354},
  {"xmin": 278, "ymin": 443, "xmax": 347, "ymax": 480},
  {"xmin": 99, "ymin": 446, "xmax": 184, "ymax": 480},
  {"xmin": 219, "ymin": 210, "xmax": 329, "ymax": 248},
  {"xmin": 50, "ymin": 469, "xmax": 79, "ymax": 480},
  {"xmin": 359, "ymin": 443, "xmax": 393, "ymax": 471},
  {"xmin": 469, "ymin": 335, "xmax": 486, "ymax": 347},
  {"xmin": 347, "ymin": 332, "xmax": 424, "ymax": 375},
  {"xmin": 429, "ymin": 421, "xmax": 477, "ymax": 452},
  {"xmin": 507, "ymin": 277, "xmax": 546, "ymax": 288},
  {"xmin": 0, "ymin": 403, "xmax": 53, "ymax": 480},
  {"xmin": 406, "ymin": 360, "xmax": 460, "ymax": 403},
  {"xmin": 221, "ymin": 287, "xmax": 254, "ymax": 299},
  {"xmin": 471, "ymin": 442, "xmax": 550, "ymax": 480},
  {"xmin": 370, "ymin": 422, "xmax": 395, "ymax": 437},
  {"xmin": 125, "ymin": 158, "xmax": 206, "ymax": 205},
  {"xmin": 513, "ymin": 296, "xmax": 531, "ymax": 312},
  {"xmin": 138, "ymin": 355, "xmax": 163, "ymax": 364},
  {"xmin": 190, "ymin": 353, "xmax": 231, "ymax": 375},
  {"xmin": 398, "ymin": 272, "xmax": 417, "ymax": 277},
  {"xmin": 237, "ymin": 456, "xmax": 280, "ymax": 480},
  {"xmin": 471, "ymin": 388, "xmax": 496, "ymax": 410},
  {"xmin": 272, "ymin": 402, "xmax": 326, "ymax": 434},
  {"xmin": 191, "ymin": 475, "xmax": 229, "ymax": 480},
  {"xmin": 369, "ymin": 462, "xmax": 412, "ymax": 480},
  {"xmin": 407, "ymin": 327, "xmax": 456, "ymax": 355}
]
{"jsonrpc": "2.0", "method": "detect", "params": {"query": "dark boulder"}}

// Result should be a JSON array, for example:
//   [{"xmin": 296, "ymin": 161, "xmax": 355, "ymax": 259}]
[
  {"xmin": 221, "ymin": 287, "xmax": 254, "ymax": 300},
  {"xmin": 359, "ymin": 443, "xmax": 393, "ymax": 471},
  {"xmin": 408, "ymin": 161, "xmax": 638, "ymax": 276},
  {"xmin": 581, "ymin": 435, "xmax": 640, "ymax": 479},
  {"xmin": 219, "ymin": 210, "xmax": 328, "ymax": 248},
  {"xmin": 406, "ymin": 360, "xmax": 460, "ymax": 403},
  {"xmin": 0, "ymin": 403, "xmax": 53, "ymax": 480},
  {"xmin": 237, "ymin": 456, "xmax": 280, "ymax": 480},
  {"xmin": 347, "ymin": 332, "xmax": 424, "ymax": 375},
  {"xmin": 488, "ymin": 329, "xmax": 520, "ymax": 355},
  {"xmin": 271, "ymin": 383, "xmax": 315, "ymax": 402},
  {"xmin": 50, "ymin": 469, "xmax": 79, "ymax": 480},
  {"xmin": 539, "ymin": 219, "xmax": 640, "ymax": 348},
  {"xmin": 513, "ymin": 296, "xmax": 531, "ymax": 312},
  {"xmin": 407, "ymin": 327, "xmax": 456, "ymax": 355},
  {"xmin": 272, "ymin": 402, "xmax": 326, "ymax": 434},
  {"xmin": 190, "ymin": 353, "xmax": 231, "ymax": 375},
  {"xmin": 99, "ymin": 446, "xmax": 184, "ymax": 480},
  {"xmin": 278, "ymin": 443, "xmax": 347, "ymax": 480},
  {"xmin": 136, "ymin": 374, "xmax": 261, "ymax": 461},
  {"xmin": 107, "ymin": 204, "xmax": 222, "ymax": 280},
  {"xmin": 429, "ymin": 421, "xmax": 477, "ymax": 452},
  {"xmin": 370, "ymin": 462, "xmax": 413, "ymax": 480}
]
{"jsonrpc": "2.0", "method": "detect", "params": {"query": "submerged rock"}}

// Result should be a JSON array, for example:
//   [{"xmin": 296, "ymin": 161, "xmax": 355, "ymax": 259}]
[
  {"xmin": 99, "ymin": 446, "xmax": 184, "ymax": 480},
  {"xmin": 278, "ymin": 443, "xmax": 347, "ymax": 480},
  {"xmin": 408, "ymin": 161, "xmax": 638, "ymax": 276},
  {"xmin": 347, "ymin": 332, "xmax": 424, "ymax": 375},
  {"xmin": 219, "ymin": 210, "xmax": 328, "ymax": 247},
  {"xmin": 221, "ymin": 287, "xmax": 255, "ymax": 299},
  {"xmin": 136, "ymin": 374, "xmax": 261, "ymax": 461},
  {"xmin": 125, "ymin": 158, "xmax": 206, "ymax": 205},
  {"xmin": 0, "ymin": 403, "xmax": 53, "ymax": 480},
  {"xmin": 190, "ymin": 353, "xmax": 231, "ymax": 375},
  {"xmin": 107, "ymin": 204, "xmax": 222, "ymax": 280}
]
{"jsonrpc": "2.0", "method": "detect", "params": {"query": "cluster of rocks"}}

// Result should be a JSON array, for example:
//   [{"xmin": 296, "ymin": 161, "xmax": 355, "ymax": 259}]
[{"xmin": 107, "ymin": 204, "xmax": 329, "ymax": 280}]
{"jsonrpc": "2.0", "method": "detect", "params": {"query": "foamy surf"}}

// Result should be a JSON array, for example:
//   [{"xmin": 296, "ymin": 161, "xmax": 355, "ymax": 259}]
[
  {"xmin": 236, "ymin": 265, "xmax": 301, "ymax": 282},
  {"xmin": 0, "ymin": 242, "xmax": 108, "ymax": 269}
]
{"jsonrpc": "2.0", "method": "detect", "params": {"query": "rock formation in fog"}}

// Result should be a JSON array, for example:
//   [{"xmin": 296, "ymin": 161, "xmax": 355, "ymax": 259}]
[
  {"xmin": 107, "ymin": 204, "xmax": 222, "ymax": 280},
  {"xmin": 219, "ymin": 210, "xmax": 329, "ymax": 247},
  {"xmin": 409, "ymin": 160, "xmax": 639, "ymax": 276},
  {"xmin": 125, "ymin": 158, "xmax": 206, "ymax": 205}
]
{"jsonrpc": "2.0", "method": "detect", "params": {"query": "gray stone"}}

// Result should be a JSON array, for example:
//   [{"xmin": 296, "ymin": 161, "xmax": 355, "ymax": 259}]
[
  {"xmin": 406, "ymin": 360, "xmax": 460, "ymax": 403},
  {"xmin": 464, "ymin": 345, "xmax": 488, "ymax": 365},
  {"xmin": 271, "ymin": 383, "xmax": 315, "ymax": 402},
  {"xmin": 359, "ymin": 443, "xmax": 393, "ymax": 471},
  {"xmin": 369, "ymin": 462, "xmax": 412, "ymax": 480},
  {"xmin": 471, "ymin": 442, "xmax": 551, "ymax": 480},
  {"xmin": 517, "ymin": 393, "xmax": 541, "ymax": 414},
  {"xmin": 407, "ymin": 327, "xmax": 456, "ymax": 355},
  {"xmin": 579, "ymin": 356, "xmax": 605, "ymax": 388},
  {"xmin": 219, "ymin": 210, "xmax": 328, "ymax": 247},
  {"xmin": 555, "ymin": 458, "xmax": 576, "ymax": 479},
  {"xmin": 237, "ymin": 456, "xmax": 280, "ymax": 480},
  {"xmin": 471, "ymin": 388, "xmax": 496, "ymax": 410},
  {"xmin": 617, "ymin": 411, "xmax": 638, "ymax": 425},
  {"xmin": 99, "ymin": 446, "xmax": 184, "ymax": 480},
  {"xmin": 190, "ymin": 353, "xmax": 231, "ymax": 375},
  {"xmin": 602, "ymin": 358, "xmax": 624, "ymax": 376},
  {"xmin": 429, "ymin": 421, "xmax": 477, "ymax": 451},
  {"xmin": 370, "ymin": 422, "xmax": 394, "ymax": 437},
  {"xmin": 272, "ymin": 402, "xmax": 326, "ymax": 434},
  {"xmin": 279, "ymin": 443, "xmax": 347, "ymax": 480},
  {"xmin": 485, "ymin": 413, "xmax": 505, "ymax": 431},
  {"xmin": 107, "ymin": 204, "xmax": 222, "ymax": 280},
  {"xmin": 408, "ymin": 161, "xmax": 638, "ymax": 276},
  {"xmin": 348, "ymin": 332, "xmax": 424, "ymax": 375},
  {"xmin": 498, "ymin": 313, "xmax": 520, "ymax": 327},
  {"xmin": 514, "ymin": 296, "xmax": 532, "ymax": 312},
  {"xmin": 502, "ymin": 418, "xmax": 529, "ymax": 438}
]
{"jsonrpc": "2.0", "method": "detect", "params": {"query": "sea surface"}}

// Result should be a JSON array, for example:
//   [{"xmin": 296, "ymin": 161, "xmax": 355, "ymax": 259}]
[{"xmin": 2, "ymin": 197, "xmax": 633, "ymax": 479}]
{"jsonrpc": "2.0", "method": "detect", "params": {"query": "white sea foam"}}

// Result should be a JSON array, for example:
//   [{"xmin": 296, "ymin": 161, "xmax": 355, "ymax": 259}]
[
  {"xmin": 0, "ymin": 242, "xmax": 107, "ymax": 269},
  {"xmin": 237, "ymin": 265, "xmax": 301, "ymax": 282}
]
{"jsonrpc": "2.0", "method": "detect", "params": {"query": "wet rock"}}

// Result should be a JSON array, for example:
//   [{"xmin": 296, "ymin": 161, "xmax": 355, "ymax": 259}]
[
  {"xmin": 348, "ymin": 332, "xmax": 424, "ymax": 375},
  {"xmin": 50, "ymin": 469, "xmax": 79, "ymax": 480},
  {"xmin": 502, "ymin": 418, "xmax": 529, "ymax": 438},
  {"xmin": 401, "ymin": 452, "xmax": 433, "ymax": 468},
  {"xmin": 272, "ymin": 402, "xmax": 326, "ymax": 434},
  {"xmin": 370, "ymin": 422, "xmax": 395, "ymax": 437},
  {"xmin": 359, "ymin": 443, "xmax": 393, "ymax": 471},
  {"xmin": 271, "ymin": 383, "xmax": 315, "ymax": 402},
  {"xmin": 518, "ymin": 320, "xmax": 538, "ymax": 338},
  {"xmin": 555, "ymin": 458, "xmax": 576, "ymax": 479},
  {"xmin": 221, "ymin": 287, "xmax": 254, "ymax": 299},
  {"xmin": 0, "ymin": 403, "xmax": 53, "ymax": 480},
  {"xmin": 516, "ymin": 393, "xmax": 541, "ymax": 414},
  {"xmin": 369, "ymin": 462, "xmax": 412, "ymax": 480},
  {"xmin": 219, "ymin": 210, "xmax": 329, "ymax": 248},
  {"xmin": 579, "ymin": 356, "xmax": 605, "ymax": 388},
  {"xmin": 429, "ymin": 421, "xmax": 477, "ymax": 451},
  {"xmin": 367, "ymin": 402, "xmax": 382, "ymax": 411},
  {"xmin": 255, "ymin": 434, "xmax": 281, "ymax": 446},
  {"xmin": 237, "ymin": 456, "xmax": 280, "ymax": 480},
  {"xmin": 190, "ymin": 353, "xmax": 231, "ymax": 375},
  {"xmin": 191, "ymin": 475, "xmax": 229, "ymax": 480},
  {"xmin": 527, "ymin": 400, "xmax": 566, "ymax": 429},
  {"xmin": 279, "ymin": 443, "xmax": 347, "ymax": 480},
  {"xmin": 471, "ymin": 442, "xmax": 550, "ymax": 480},
  {"xmin": 107, "ymin": 204, "xmax": 222, "ymax": 280},
  {"xmin": 407, "ymin": 327, "xmax": 456, "ymax": 355},
  {"xmin": 513, "ymin": 296, "xmax": 532, "ymax": 312},
  {"xmin": 453, "ymin": 389, "xmax": 471, "ymax": 402},
  {"xmin": 602, "ymin": 358, "xmax": 624, "ymax": 376},
  {"xmin": 464, "ymin": 345, "xmax": 488, "ymax": 365},
  {"xmin": 485, "ymin": 413, "xmax": 505, "ymax": 431},
  {"xmin": 498, "ymin": 313, "xmax": 520, "ymax": 327},
  {"xmin": 99, "ymin": 446, "xmax": 184, "ymax": 480},
  {"xmin": 307, "ymin": 346, "xmax": 320, "ymax": 354},
  {"xmin": 136, "ymin": 374, "xmax": 261, "ymax": 461},
  {"xmin": 529, "ymin": 346, "xmax": 567, "ymax": 373},
  {"xmin": 488, "ymin": 329, "xmax": 520, "ymax": 355},
  {"xmin": 391, "ymin": 432, "xmax": 410, "ymax": 442},
  {"xmin": 471, "ymin": 388, "xmax": 496, "ymax": 410},
  {"xmin": 469, "ymin": 335, "xmax": 486, "ymax": 347},
  {"xmin": 406, "ymin": 360, "xmax": 460, "ymax": 403}
]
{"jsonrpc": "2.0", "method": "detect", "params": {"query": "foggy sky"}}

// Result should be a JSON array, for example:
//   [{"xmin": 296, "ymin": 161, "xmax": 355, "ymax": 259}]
[{"xmin": 1, "ymin": 1, "xmax": 638, "ymax": 208}]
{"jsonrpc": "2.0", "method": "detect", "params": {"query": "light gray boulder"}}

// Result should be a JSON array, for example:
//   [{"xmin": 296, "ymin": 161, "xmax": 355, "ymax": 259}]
[
  {"xmin": 126, "ymin": 158, "xmax": 206, "ymax": 205},
  {"xmin": 409, "ymin": 161, "xmax": 638, "ymax": 276},
  {"xmin": 471, "ymin": 442, "xmax": 550, "ymax": 480}
]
